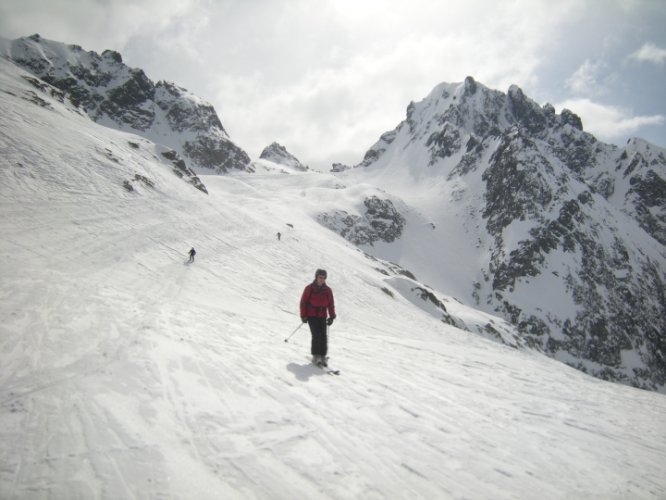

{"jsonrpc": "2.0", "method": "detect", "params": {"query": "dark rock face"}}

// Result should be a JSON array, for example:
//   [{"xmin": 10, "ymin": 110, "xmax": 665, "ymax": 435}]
[
  {"xmin": 4, "ymin": 34, "xmax": 252, "ymax": 174},
  {"xmin": 157, "ymin": 81, "xmax": 226, "ymax": 133},
  {"xmin": 100, "ymin": 69, "xmax": 156, "ymax": 130},
  {"xmin": 426, "ymin": 124, "xmax": 462, "ymax": 164},
  {"xmin": 160, "ymin": 149, "xmax": 208, "ymax": 193},
  {"xmin": 482, "ymin": 129, "xmax": 554, "ymax": 239},
  {"xmin": 330, "ymin": 163, "xmax": 350, "ymax": 173},
  {"xmin": 352, "ymin": 76, "xmax": 666, "ymax": 391},
  {"xmin": 318, "ymin": 196, "xmax": 406, "ymax": 246},
  {"xmin": 618, "ymin": 149, "xmax": 666, "ymax": 245},
  {"xmin": 480, "ymin": 130, "xmax": 666, "ymax": 390},
  {"xmin": 357, "ymin": 130, "xmax": 398, "ymax": 168},
  {"xmin": 183, "ymin": 136, "xmax": 253, "ymax": 174}
]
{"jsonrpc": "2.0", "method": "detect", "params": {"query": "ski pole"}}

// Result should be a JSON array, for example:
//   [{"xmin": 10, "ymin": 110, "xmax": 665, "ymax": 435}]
[{"xmin": 284, "ymin": 322, "xmax": 305, "ymax": 343}]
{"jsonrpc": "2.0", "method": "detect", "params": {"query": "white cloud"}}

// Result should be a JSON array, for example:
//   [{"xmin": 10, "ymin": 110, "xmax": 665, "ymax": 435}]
[
  {"xmin": 0, "ymin": 0, "xmax": 205, "ymax": 53},
  {"xmin": 630, "ymin": 42, "xmax": 666, "ymax": 65},
  {"xmin": 201, "ymin": 0, "xmax": 577, "ymax": 166},
  {"xmin": 566, "ymin": 60, "xmax": 607, "ymax": 96},
  {"xmin": 556, "ymin": 98, "xmax": 664, "ymax": 142},
  {"xmin": 2, "ymin": 0, "xmax": 665, "ymax": 163},
  {"xmin": 210, "ymin": 26, "xmax": 548, "ymax": 166}
]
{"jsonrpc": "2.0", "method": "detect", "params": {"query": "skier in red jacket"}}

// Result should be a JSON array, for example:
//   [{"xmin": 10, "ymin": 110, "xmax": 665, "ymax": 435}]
[{"xmin": 300, "ymin": 269, "xmax": 336, "ymax": 367}]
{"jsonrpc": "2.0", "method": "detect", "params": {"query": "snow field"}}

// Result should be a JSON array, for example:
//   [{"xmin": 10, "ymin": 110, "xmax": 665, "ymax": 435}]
[{"xmin": 1, "ymin": 57, "xmax": 665, "ymax": 500}]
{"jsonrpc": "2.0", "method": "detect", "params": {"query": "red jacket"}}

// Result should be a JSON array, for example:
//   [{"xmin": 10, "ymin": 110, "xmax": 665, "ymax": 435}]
[{"xmin": 300, "ymin": 282, "xmax": 336, "ymax": 319}]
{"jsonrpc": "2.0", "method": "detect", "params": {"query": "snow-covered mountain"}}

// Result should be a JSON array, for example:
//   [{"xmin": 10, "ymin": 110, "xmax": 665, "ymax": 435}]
[
  {"xmin": 260, "ymin": 142, "xmax": 308, "ymax": 171},
  {"xmin": 1, "ymin": 43, "xmax": 666, "ymax": 499},
  {"xmin": 334, "ymin": 77, "xmax": 666, "ymax": 392},
  {"xmin": 0, "ymin": 34, "xmax": 252, "ymax": 174}
]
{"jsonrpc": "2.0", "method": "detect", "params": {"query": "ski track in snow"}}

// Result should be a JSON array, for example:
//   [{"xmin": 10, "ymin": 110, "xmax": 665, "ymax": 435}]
[{"xmin": 1, "ymin": 62, "xmax": 666, "ymax": 499}]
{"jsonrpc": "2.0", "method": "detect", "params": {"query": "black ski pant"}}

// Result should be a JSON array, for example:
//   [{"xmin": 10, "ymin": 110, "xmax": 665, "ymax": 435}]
[{"xmin": 307, "ymin": 317, "xmax": 328, "ymax": 356}]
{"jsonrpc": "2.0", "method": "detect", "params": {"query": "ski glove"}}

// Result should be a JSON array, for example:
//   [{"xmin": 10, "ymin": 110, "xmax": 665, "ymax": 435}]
[
  {"xmin": 326, "ymin": 317, "xmax": 335, "ymax": 326},
  {"xmin": 301, "ymin": 317, "xmax": 308, "ymax": 323}
]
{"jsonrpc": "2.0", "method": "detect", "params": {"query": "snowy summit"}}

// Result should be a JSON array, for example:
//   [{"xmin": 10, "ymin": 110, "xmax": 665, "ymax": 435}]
[{"xmin": 260, "ymin": 142, "xmax": 308, "ymax": 171}]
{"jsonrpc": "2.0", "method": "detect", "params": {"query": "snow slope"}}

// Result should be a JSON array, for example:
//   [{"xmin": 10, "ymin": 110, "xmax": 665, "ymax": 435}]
[{"xmin": 1, "ymin": 58, "xmax": 666, "ymax": 500}]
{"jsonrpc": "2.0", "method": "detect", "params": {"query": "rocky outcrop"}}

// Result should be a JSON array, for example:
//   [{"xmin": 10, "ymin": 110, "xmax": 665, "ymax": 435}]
[
  {"xmin": 318, "ymin": 196, "xmax": 406, "ymax": 246},
  {"xmin": 330, "ymin": 163, "xmax": 351, "ymax": 173}
]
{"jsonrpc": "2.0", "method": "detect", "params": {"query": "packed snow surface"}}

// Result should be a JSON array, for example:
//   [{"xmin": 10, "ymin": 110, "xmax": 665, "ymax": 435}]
[{"xmin": 1, "ymin": 58, "xmax": 665, "ymax": 500}]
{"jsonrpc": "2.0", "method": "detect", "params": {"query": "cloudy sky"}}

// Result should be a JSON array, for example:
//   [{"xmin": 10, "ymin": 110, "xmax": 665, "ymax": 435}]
[{"xmin": 1, "ymin": 0, "xmax": 665, "ymax": 169}]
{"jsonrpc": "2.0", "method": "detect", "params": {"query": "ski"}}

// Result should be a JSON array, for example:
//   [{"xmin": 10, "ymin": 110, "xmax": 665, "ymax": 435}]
[
  {"xmin": 320, "ymin": 366, "xmax": 340, "ymax": 376},
  {"xmin": 307, "ymin": 357, "xmax": 340, "ymax": 375}
]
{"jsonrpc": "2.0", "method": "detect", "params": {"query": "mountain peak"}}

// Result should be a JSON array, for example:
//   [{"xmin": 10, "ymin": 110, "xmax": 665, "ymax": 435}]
[
  {"xmin": 340, "ymin": 76, "xmax": 666, "ymax": 391},
  {"xmin": 463, "ymin": 75, "xmax": 478, "ymax": 95},
  {"xmin": 259, "ymin": 142, "xmax": 307, "ymax": 170},
  {"xmin": 1, "ymin": 34, "xmax": 252, "ymax": 174},
  {"xmin": 356, "ymin": 77, "xmax": 594, "ymax": 172}
]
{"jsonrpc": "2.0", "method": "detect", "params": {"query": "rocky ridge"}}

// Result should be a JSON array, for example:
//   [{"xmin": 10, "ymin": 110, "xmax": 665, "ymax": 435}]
[
  {"xmin": 0, "ymin": 34, "xmax": 252, "ymax": 174},
  {"xmin": 339, "ymin": 77, "xmax": 666, "ymax": 391}
]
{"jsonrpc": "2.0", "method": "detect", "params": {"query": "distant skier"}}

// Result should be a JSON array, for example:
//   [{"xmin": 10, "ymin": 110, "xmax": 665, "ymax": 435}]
[
  {"xmin": 277, "ymin": 232, "xmax": 281, "ymax": 241},
  {"xmin": 187, "ymin": 247, "xmax": 196, "ymax": 263},
  {"xmin": 300, "ymin": 269, "xmax": 336, "ymax": 367}
]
